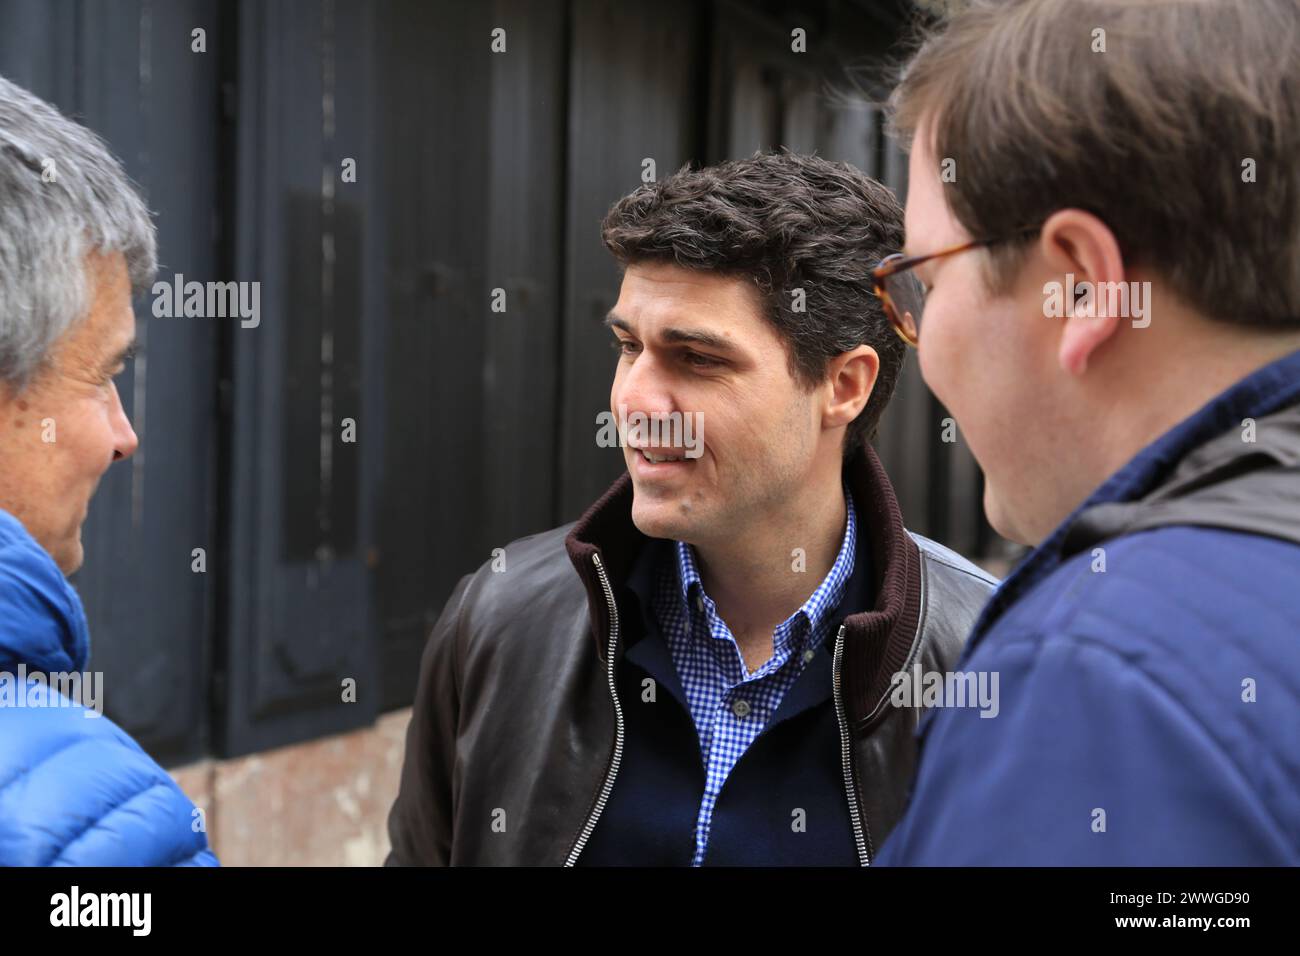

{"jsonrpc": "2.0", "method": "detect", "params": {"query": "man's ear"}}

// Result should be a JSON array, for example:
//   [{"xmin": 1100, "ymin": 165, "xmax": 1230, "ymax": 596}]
[
  {"xmin": 822, "ymin": 345, "xmax": 879, "ymax": 430},
  {"xmin": 1039, "ymin": 209, "xmax": 1127, "ymax": 376}
]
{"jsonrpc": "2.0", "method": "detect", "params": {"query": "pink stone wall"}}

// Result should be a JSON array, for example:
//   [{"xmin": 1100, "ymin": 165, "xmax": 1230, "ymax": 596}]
[{"xmin": 170, "ymin": 709, "xmax": 411, "ymax": 866}]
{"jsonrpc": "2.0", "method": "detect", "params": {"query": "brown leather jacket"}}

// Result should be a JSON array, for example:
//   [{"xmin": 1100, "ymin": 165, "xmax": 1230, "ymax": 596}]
[{"xmin": 386, "ymin": 444, "xmax": 998, "ymax": 865}]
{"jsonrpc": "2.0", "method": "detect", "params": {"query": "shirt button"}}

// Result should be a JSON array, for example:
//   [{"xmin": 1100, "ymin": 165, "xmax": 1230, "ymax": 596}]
[
  {"xmin": 731, "ymin": 699, "xmax": 751, "ymax": 718},
  {"xmin": 802, "ymin": 648, "xmax": 816, "ymax": 664}
]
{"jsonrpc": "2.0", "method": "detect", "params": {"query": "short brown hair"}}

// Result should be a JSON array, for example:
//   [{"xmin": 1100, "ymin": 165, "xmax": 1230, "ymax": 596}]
[
  {"xmin": 601, "ymin": 150, "xmax": 906, "ymax": 453},
  {"xmin": 890, "ymin": 0, "xmax": 1300, "ymax": 328}
]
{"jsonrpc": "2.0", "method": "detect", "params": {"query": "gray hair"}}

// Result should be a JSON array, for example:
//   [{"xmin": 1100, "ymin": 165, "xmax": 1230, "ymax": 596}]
[{"xmin": 0, "ymin": 74, "xmax": 156, "ymax": 389}]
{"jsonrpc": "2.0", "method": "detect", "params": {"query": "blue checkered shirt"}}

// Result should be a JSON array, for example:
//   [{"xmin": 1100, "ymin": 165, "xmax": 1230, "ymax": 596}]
[{"xmin": 652, "ymin": 487, "xmax": 857, "ymax": 866}]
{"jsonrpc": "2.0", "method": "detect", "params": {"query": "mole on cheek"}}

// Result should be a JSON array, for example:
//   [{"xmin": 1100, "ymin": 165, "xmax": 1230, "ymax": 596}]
[
  {"xmin": 16, "ymin": 400, "xmax": 28, "ymax": 412},
  {"xmin": 13, "ymin": 420, "xmax": 23, "ymax": 429}
]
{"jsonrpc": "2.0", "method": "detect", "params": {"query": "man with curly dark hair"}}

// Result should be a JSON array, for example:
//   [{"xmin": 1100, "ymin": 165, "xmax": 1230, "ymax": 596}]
[{"xmin": 388, "ymin": 151, "xmax": 996, "ymax": 866}]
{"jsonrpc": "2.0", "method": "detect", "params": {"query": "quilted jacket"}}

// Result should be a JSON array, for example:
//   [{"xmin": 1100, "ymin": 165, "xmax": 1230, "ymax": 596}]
[{"xmin": 0, "ymin": 509, "xmax": 218, "ymax": 866}]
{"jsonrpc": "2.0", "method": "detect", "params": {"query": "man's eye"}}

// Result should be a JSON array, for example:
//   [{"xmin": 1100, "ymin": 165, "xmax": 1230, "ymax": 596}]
[
  {"xmin": 611, "ymin": 338, "xmax": 639, "ymax": 355},
  {"xmin": 683, "ymin": 351, "xmax": 721, "ymax": 368}
]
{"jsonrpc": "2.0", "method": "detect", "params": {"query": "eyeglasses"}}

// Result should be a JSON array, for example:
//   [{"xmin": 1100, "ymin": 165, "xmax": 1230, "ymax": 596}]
[{"xmin": 871, "ymin": 228, "xmax": 1039, "ymax": 346}]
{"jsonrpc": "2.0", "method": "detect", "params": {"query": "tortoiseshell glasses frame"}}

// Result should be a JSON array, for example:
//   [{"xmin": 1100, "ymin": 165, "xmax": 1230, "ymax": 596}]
[{"xmin": 871, "ymin": 228, "xmax": 1040, "ymax": 346}]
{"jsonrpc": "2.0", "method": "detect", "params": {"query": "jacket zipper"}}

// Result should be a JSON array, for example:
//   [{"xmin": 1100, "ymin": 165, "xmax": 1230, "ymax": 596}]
[
  {"xmin": 833, "ymin": 623, "xmax": 872, "ymax": 865},
  {"xmin": 563, "ymin": 551, "xmax": 626, "ymax": 866}
]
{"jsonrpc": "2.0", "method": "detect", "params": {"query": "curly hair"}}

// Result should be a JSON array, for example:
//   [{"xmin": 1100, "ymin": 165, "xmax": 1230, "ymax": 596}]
[{"xmin": 601, "ymin": 149, "xmax": 906, "ymax": 453}]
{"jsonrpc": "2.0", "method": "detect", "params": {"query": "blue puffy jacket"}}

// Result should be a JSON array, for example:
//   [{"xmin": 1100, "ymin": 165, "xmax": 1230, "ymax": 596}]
[
  {"xmin": 878, "ymin": 347, "xmax": 1300, "ymax": 865},
  {"xmin": 0, "ymin": 509, "xmax": 218, "ymax": 866}
]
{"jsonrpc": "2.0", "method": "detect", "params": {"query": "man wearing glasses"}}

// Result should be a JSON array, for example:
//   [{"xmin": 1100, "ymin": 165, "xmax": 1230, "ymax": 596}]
[
  {"xmin": 875, "ymin": 0, "xmax": 1300, "ymax": 865},
  {"xmin": 387, "ymin": 151, "xmax": 997, "ymax": 866}
]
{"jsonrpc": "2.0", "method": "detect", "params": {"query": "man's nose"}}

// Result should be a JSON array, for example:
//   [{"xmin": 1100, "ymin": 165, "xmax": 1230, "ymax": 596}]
[
  {"xmin": 615, "ymin": 348, "xmax": 676, "ymax": 417},
  {"xmin": 111, "ymin": 384, "xmax": 139, "ymax": 461},
  {"xmin": 114, "ymin": 423, "xmax": 139, "ymax": 461}
]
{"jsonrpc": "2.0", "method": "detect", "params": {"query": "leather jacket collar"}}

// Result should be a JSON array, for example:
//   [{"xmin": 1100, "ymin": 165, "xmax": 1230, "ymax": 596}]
[{"xmin": 563, "ymin": 443, "xmax": 922, "ymax": 730}]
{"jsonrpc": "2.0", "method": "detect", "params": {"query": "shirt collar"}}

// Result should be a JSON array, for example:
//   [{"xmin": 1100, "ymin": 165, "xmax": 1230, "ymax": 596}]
[{"xmin": 674, "ymin": 482, "xmax": 857, "ymax": 643}]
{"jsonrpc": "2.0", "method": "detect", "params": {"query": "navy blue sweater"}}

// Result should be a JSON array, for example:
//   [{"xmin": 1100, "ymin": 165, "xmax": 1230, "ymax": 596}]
[{"xmin": 579, "ymin": 528, "xmax": 874, "ymax": 865}]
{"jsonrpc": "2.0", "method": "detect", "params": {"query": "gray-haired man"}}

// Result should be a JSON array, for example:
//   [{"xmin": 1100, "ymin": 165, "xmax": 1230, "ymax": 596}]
[{"xmin": 0, "ymin": 75, "xmax": 216, "ymax": 866}]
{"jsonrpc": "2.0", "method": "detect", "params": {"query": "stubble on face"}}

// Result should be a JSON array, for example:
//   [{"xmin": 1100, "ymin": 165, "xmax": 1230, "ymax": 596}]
[{"xmin": 610, "ymin": 263, "xmax": 823, "ymax": 553}]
